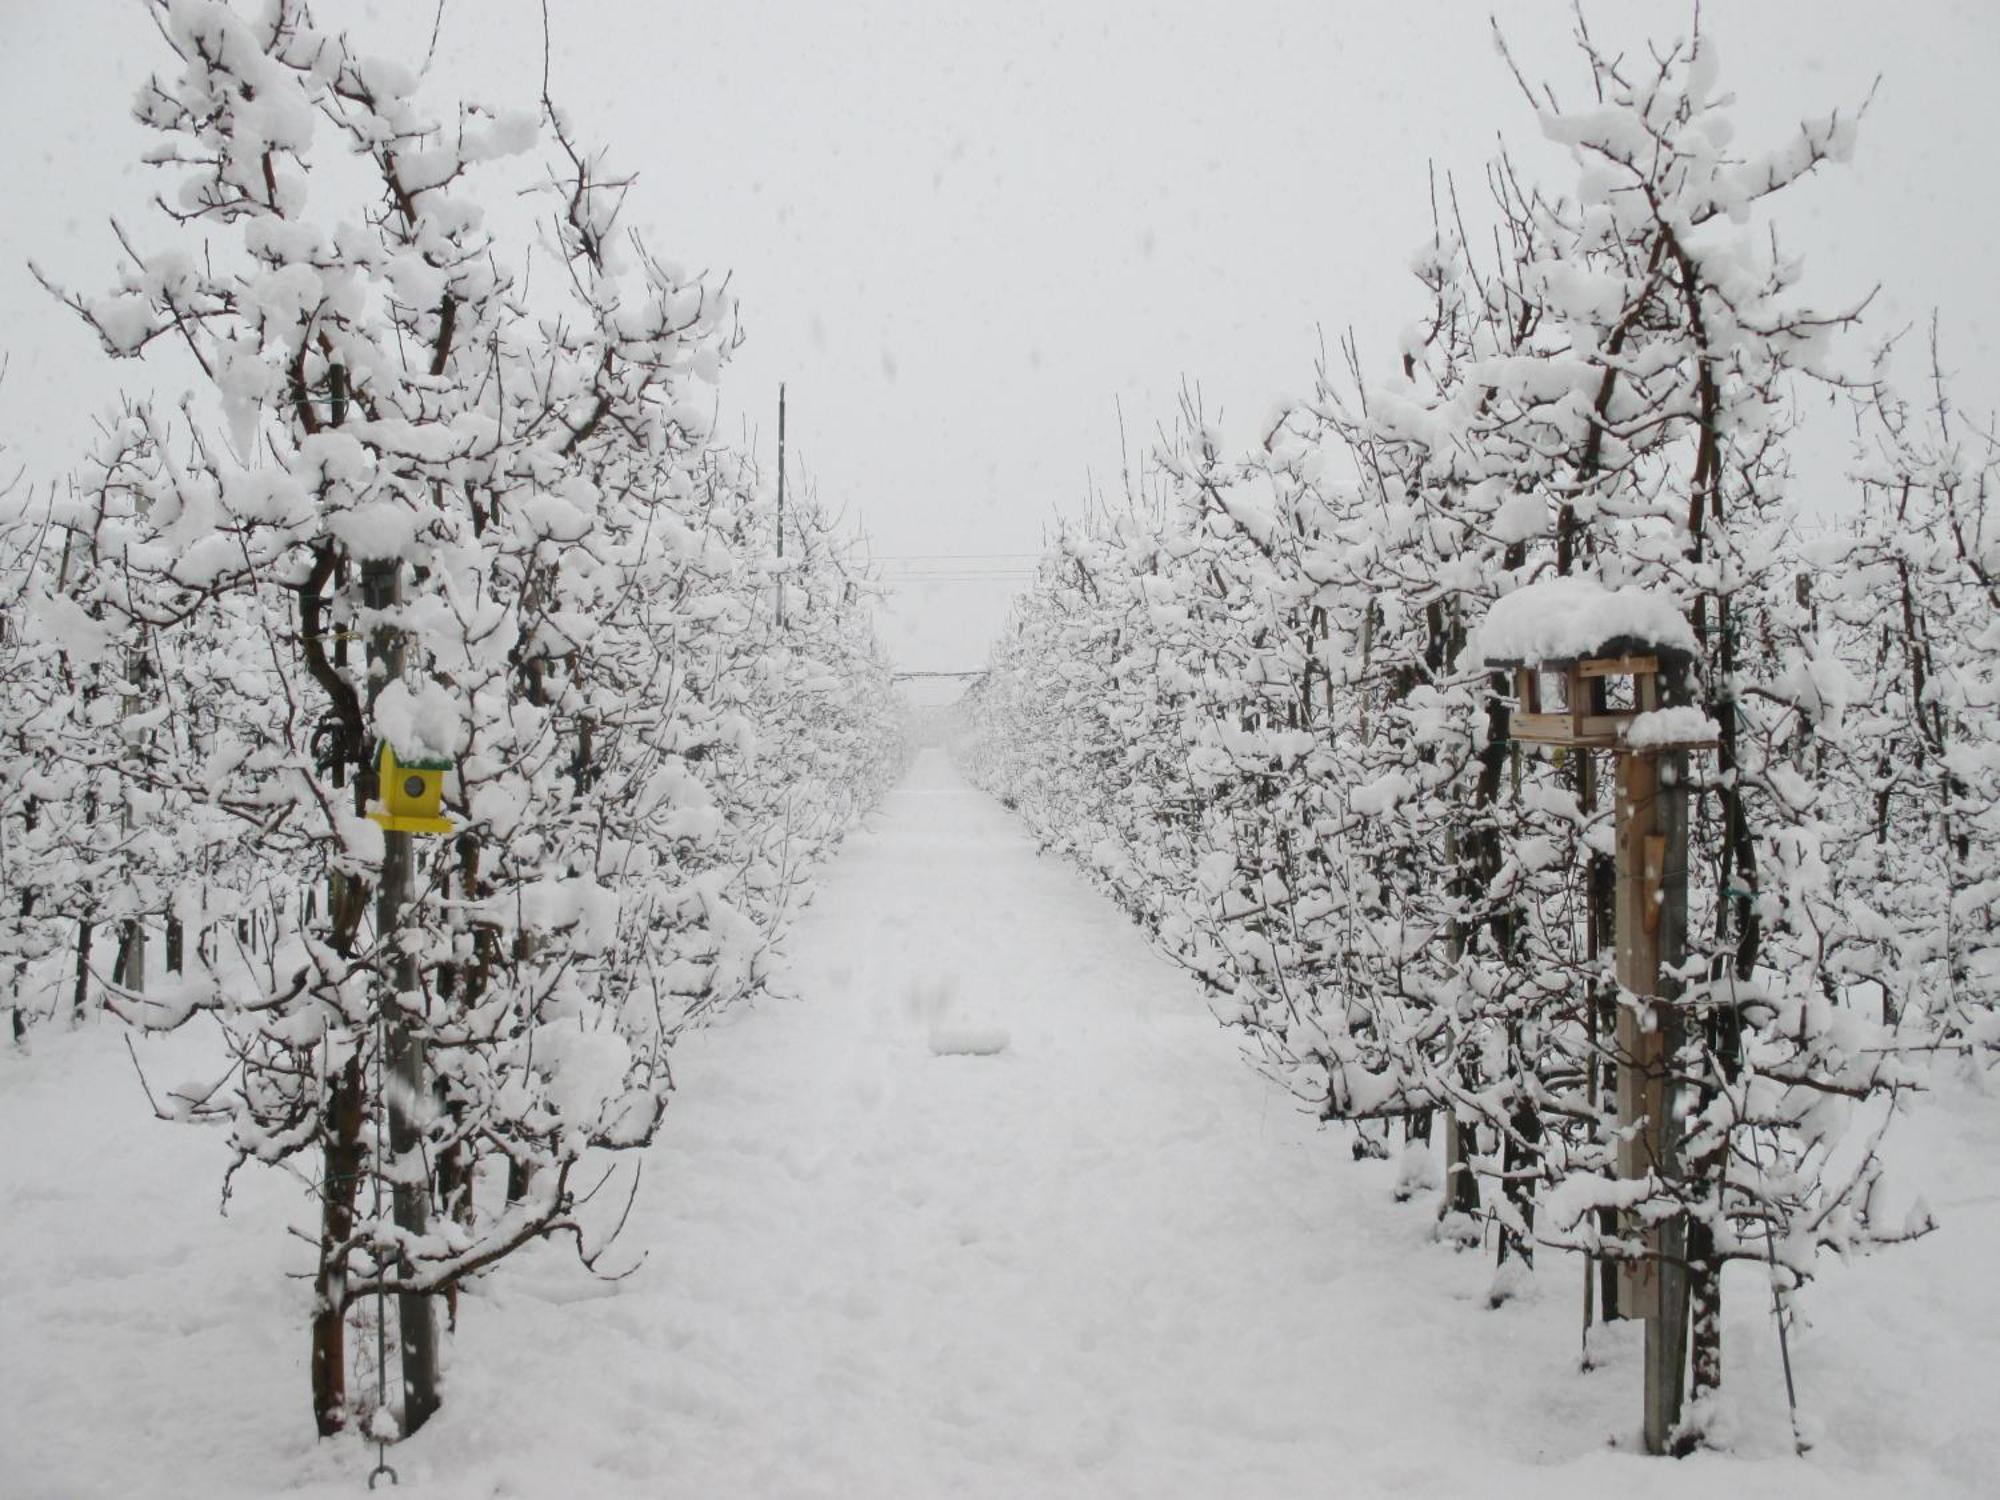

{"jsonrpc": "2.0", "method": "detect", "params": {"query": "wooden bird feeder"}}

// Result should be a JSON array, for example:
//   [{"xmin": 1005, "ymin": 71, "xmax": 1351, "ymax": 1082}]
[
  {"xmin": 1500, "ymin": 648, "xmax": 1675, "ymax": 749},
  {"xmin": 1479, "ymin": 577, "xmax": 1711, "ymax": 753},
  {"xmin": 368, "ymin": 743, "xmax": 455, "ymax": 836},
  {"xmin": 1478, "ymin": 576, "xmax": 1713, "ymax": 1455}
]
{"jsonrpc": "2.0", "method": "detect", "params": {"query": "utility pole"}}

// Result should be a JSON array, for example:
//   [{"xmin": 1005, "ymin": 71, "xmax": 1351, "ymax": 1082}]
[
  {"xmin": 362, "ymin": 555, "xmax": 441, "ymax": 1436},
  {"xmin": 775, "ymin": 382, "xmax": 787, "ymax": 627}
]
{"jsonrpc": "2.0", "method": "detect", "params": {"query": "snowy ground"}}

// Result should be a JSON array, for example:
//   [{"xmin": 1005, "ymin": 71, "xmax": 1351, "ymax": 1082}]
[{"xmin": 4, "ymin": 750, "xmax": 1997, "ymax": 1498}]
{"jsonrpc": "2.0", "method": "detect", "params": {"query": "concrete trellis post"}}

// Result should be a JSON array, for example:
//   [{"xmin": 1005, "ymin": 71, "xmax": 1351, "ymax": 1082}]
[{"xmin": 360, "ymin": 557, "xmax": 442, "ymax": 1436}]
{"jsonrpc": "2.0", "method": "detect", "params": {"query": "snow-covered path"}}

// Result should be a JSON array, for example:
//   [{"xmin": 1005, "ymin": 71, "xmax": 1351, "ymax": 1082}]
[
  {"xmin": 452, "ymin": 745, "xmax": 1477, "ymax": 1496},
  {"xmin": 412, "ymin": 749, "xmax": 1992, "ymax": 1498},
  {"xmin": 4, "ymin": 750, "xmax": 1995, "ymax": 1497},
  {"xmin": 608, "ymin": 746, "xmax": 1479, "ymax": 1494}
]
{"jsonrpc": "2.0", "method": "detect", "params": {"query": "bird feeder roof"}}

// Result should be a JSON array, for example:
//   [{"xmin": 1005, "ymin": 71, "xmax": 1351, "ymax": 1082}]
[
  {"xmin": 376, "ymin": 742, "xmax": 454, "ymax": 774},
  {"xmin": 1477, "ymin": 576, "xmax": 1697, "ymax": 670}
]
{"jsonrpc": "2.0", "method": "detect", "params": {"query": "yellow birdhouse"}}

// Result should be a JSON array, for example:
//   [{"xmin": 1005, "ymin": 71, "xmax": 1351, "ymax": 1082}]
[{"xmin": 367, "ymin": 744, "xmax": 455, "ymax": 836}]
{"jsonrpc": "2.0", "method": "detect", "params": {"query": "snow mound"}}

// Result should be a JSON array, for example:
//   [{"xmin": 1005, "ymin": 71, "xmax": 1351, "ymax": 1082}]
[
  {"xmin": 1621, "ymin": 705, "xmax": 1719, "ymax": 748},
  {"xmin": 1478, "ymin": 576, "xmax": 1696, "ymax": 665},
  {"xmin": 926, "ymin": 1024, "xmax": 1012, "ymax": 1057},
  {"xmin": 906, "ymin": 973, "xmax": 1010, "ymax": 1055}
]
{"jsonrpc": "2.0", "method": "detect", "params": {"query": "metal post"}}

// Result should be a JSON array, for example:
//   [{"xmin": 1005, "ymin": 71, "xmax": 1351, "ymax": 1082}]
[
  {"xmin": 362, "ymin": 557, "xmax": 441, "ymax": 1435},
  {"xmin": 1437, "ymin": 820, "xmax": 1480, "ymax": 1227},
  {"xmin": 1579, "ymin": 744, "xmax": 1619, "ymax": 1327},
  {"xmin": 115, "ymin": 634, "xmax": 147, "ymax": 991},
  {"xmin": 1653, "ymin": 750, "xmax": 1690, "ymax": 1452},
  {"xmin": 775, "ymin": 382, "xmax": 787, "ymax": 627}
]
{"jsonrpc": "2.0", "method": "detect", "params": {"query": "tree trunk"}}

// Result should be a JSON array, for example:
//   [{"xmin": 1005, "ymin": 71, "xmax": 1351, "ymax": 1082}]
[
  {"xmin": 1681, "ymin": 1212, "xmax": 1721, "ymax": 1439},
  {"xmin": 1440, "ymin": 1108, "xmax": 1481, "ymax": 1221},
  {"xmin": 1499, "ymin": 1087, "xmax": 1542, "ymax": 1268},
  {"xmin": 115, "ymin": 918, "xmax": 145, "ymax": 991},
  {"xmin": 311, "ymin": 1053, "xmax": 366, "ymax": 1436},
  {"xmin": 436, "ymin": 1114, "xmax": 472, "ymax": 1332},
  {"xmin": 71, "ymin": 918, "xmax": 93, "ymax": 1018}
]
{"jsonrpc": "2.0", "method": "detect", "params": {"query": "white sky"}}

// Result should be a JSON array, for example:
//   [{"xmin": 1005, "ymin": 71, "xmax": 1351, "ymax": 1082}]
[{"xmin": 4, "ymin": 1, "xmax": 1997, "ymax": 693}]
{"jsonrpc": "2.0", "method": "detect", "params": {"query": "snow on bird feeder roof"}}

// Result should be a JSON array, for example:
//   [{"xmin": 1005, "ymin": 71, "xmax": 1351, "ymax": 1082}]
[
  {"xmin": 1479, "ymin": 578, "xmax": 1708, "ymax": 751},
  {"xmin": 1477, "ymin": 575, "xmax": 1697, "ymax": 669}
]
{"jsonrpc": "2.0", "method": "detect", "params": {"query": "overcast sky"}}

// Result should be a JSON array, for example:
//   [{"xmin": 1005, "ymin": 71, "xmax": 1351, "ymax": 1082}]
[{"xmin": 4, "ymin": 1, "xmax": 1996, "ymax": 690}]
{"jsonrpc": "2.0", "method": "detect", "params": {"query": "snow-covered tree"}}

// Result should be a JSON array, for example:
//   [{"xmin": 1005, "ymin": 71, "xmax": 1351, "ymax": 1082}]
[
  {"xmin": 957, "ymin": 16, "xmax": 1945, "ymax": 1453},
  {"xmin": 22, "ymin": 0, "xmax": 904, "ymax": 1442},
  {"xmin": 1836, "ymin": 349, "xmax": 2000, "ymax": 1055}
]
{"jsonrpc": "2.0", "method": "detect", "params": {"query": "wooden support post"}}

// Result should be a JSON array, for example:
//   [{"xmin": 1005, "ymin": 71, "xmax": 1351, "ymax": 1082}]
[
  {"xmin": 1613, "ymin": 739, "xmax": 1690, "ymax": 1453},
  {"xmin": 1483, "ymin": 608, "xmax": 1702, "ymax": 1450}
]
